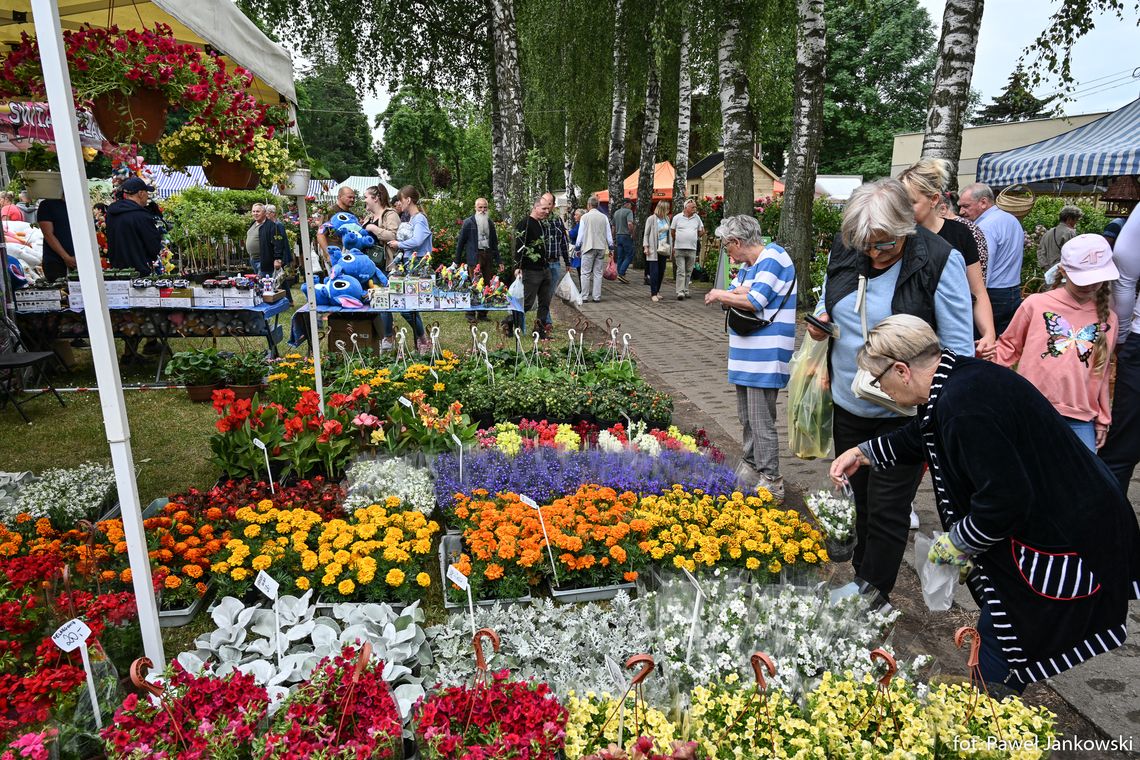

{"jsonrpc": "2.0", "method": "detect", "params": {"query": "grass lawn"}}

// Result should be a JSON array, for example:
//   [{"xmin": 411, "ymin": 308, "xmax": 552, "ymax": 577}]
[{"xmin": 2, "ymin": 303, "xmax": 576, "ymax": 501}]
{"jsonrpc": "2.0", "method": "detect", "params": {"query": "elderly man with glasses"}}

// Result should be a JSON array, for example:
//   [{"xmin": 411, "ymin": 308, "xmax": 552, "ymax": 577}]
[{"xmin": 804, "ymin": 177, "xmax": 974, "ymax": 603}]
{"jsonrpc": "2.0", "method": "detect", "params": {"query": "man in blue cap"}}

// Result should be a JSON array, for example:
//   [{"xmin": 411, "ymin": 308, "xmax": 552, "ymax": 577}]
[{"xmin": 106, "ymin": 177, "xmax": 163, "ymax": 275}]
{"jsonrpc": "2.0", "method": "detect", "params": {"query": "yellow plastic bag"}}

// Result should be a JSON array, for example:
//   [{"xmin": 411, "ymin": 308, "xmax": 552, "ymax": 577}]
[{"xmin": 787, "ymin": 337, "xmax": 833, "ymax": 459}]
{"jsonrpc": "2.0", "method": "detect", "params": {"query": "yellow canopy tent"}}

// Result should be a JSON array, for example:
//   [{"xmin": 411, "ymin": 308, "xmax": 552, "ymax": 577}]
[{"xmin": 0, "ymin": 0, "xmax": 296, "ymax": 104}]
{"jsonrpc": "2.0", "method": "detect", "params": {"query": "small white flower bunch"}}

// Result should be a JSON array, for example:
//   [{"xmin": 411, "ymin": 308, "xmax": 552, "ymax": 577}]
[
  {"xmin": 2, "ymin": 462, "xmax": 116, "ymax": 526},
  {"xmin": 806, "ymin": 489, "xmax": 856, "ymax": 542},
  {"xmin": 344, "ymin": 458, "xmax": 435, "ymax": 516}
]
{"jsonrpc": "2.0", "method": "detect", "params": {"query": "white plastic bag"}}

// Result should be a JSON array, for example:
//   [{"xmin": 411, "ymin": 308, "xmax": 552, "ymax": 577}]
[
  {"xmin": 914, "ymin": 531, "xmax": 957, "ymax": 612},
  {"xmin": 554, "ymin": 272, "xmax": 583, "ymax": 307},
  {"xmin": 508, "ymin": 276, "xmax": 525, "ymax": 301}
]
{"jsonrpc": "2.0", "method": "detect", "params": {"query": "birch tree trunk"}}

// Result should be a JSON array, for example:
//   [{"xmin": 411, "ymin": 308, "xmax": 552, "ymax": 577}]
[
  {"xmin": 921, "ymin": 0, "xmax": 984, "ymax": 189},
  {"xmin": 490, "ymin": 0, "xmax": 528, "ymax": 221},
  {"xmin": 488, "ymin": 27, "xmax": 508, "ymax": 213},
  {"xmin": 564, "ymin": 119, "xmax": 578, "ymax": 213},
  {"xmin": 635, "ymin": 53, "xmax": 661, "ymax": 268},
  {"xmin": 718, "ymin": 1, "xmax": 754, "ymax": 217},
  {"xmin": 777, "ymin": 0, "xmax": 826, "ymax": 303},
  {"xmin": 607, "ymin": 0, "xmax": 630, "ymax": 214},
  {"xmin": 672, "ymin": 24, "xmax": 691, "ymax": 214}
]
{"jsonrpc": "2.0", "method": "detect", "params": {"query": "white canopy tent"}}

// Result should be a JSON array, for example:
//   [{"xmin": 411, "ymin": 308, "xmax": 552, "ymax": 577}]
[{"xmin": 19, "ymin": 0, "xmax": 300, "ymax": 670}]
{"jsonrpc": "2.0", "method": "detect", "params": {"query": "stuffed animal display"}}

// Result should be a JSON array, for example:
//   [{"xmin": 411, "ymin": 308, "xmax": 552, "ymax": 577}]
[
  {"xmin": 327, "ymin": 212, "xmax": 376, "ymax": 251},
  {"xmin": 307, "ymin": 222, "xmax": 389, "ymax": 309}
]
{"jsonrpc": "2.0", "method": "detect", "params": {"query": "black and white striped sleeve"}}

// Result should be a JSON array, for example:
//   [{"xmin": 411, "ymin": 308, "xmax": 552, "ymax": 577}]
[{"xmin": 857, "ymin": 422, "xmax": 924, "ymax": 471}]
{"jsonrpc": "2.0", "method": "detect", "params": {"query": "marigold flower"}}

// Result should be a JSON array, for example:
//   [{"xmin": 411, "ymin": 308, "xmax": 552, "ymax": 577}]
[
  {"xmin": 385, "ymin": 568, "xmax": 405, "ymax": 587},
  {"xmin": 164, "ymin": 575, "xmax": 182, "ymax": 590},
  {"xmin": 338, "ymin": 579, "xmax": 355, "ymax": 595},
  {"xmin": 416, "ymin": 572, "xmax": 431, "ymax": 587}
]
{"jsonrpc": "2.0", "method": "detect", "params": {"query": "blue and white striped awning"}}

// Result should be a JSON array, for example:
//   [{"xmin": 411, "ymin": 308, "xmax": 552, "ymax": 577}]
[
  {"xmin": 977, "ymin": 98, "xmax": 1140, "ymax": 187},
  {"xmin": 148, "ymin": 165, "xmax": 340, "ymax": 200}
]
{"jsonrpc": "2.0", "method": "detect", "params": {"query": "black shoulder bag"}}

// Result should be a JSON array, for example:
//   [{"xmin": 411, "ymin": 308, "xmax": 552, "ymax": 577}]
[{"xmin": 724, "ymin": 282, "xmax": 794, "ymax": 335}]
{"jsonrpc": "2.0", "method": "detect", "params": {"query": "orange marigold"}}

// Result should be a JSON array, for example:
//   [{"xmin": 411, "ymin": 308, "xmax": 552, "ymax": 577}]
[
  {"xmin": 195, "ymin": 582, "xmax": 208, "ymax": 595},
  {"xmin": 178, "ymin": 524, "xmax": 195, "ymax": 536},
  {"xmin": 183, "ymin": 564, "xmax": 204, "ymax": 579},
  {"xmin": 164, "ymin": 575, "xmax": 182, "ymax": 590},
  {"xmin": 119, "ymin": 569, "xmax": 132, "ymax": 583},
  {"xmin": 205, "ymin": 508, "xmax": 223, "ymax": 521},
  {"xmin": 623, "ymin": 571, "xmax": 639, "ymax": 582},
  {"xmin": 484, "ymin": 563, "xmax": 505, "ymax": 581}
]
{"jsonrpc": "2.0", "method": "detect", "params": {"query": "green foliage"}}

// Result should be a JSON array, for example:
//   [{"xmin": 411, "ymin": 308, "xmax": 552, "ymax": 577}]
[
  {"xmin": 1020, "ymin": 196, "xmax": 1111, "ymax": 291},
  {"xmin": 819, "ymin": 0, "xmax": 937, "ymax": 178},
  {"xmin": 161, "ymin": 187, "xmax": 278, "ymax": 249},
  {"xmin": 222, "ymin": 351, "xmax": 270, "ymax": 386},
  {"xmin": 295, "ymin": 65, "xmax": 380, "ymax": 179},
  {"xmin": 974, "ymin": 65, "xmax": 1059, "ymax": 125},
  {"xmin": 166, "ymin": 348, "xmax": 225, "ymax": 386}
]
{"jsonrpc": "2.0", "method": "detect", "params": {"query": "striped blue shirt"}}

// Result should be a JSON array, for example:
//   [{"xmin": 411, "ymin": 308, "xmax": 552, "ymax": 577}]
[
  {"xmin": 727, "ymin": 244, "xmax": 797, "ymax": 389},
  {"xmin": 974, "ymin": 205, "xmax": 1025, "ymax": 289}
]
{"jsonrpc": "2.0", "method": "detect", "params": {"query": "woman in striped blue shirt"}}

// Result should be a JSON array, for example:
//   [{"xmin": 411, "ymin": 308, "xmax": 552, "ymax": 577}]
[{"xmin": 704, "ymin": 215, "xmax": 797, "ymax": 500}]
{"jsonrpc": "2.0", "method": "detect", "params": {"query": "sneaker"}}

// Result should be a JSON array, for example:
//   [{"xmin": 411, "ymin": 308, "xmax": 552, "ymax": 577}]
[
  {"xmin": 651, "ymin": 295, "xmax": 660, "ymax": 302},
  {"xmin": 592, "ymin": 298, "xmax": 602, "ymax": 303},
  {"xmin": 677, "ymin": 294, "xmax": 685, "ymax": 301},
  {"xmin": 910, "ymin": 508, "xmax": 920, "ymax": 530},
  {"xmin": 380, "ymin": 337, "xmax": 394, "ymax": 352},
  {"xmin": 757, "ymin": 474, "xmax": 785, "ymax": 501},
  {"xmin": 616, "ymin": 274, "xmax": 629, "ymax": 284}
]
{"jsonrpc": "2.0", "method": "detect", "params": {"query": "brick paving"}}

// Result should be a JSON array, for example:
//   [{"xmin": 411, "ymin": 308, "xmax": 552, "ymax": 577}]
[{"xmin": 552, "ymin": 267, "xmax": 1140, "ymax": 755}]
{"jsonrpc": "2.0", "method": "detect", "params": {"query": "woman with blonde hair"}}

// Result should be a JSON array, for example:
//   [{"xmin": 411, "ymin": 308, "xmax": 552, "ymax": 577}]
[
  {"xmin": 831, "ymin": 313, "xmax": 1140, "ymax": 693},
  {"xmin": 642, "ymin": 200, "xmax": 671, "ymax": 301},
  {"xmin": 898, "ymin": 158, "xmax": 997, "ymax": 359}
]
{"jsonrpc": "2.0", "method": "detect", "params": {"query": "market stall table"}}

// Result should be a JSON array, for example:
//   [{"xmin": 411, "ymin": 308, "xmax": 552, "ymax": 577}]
[
  {"xmin": 289, "ymin": 299, "xmax": 523, "ymax": 350},
  {"xmin": 14, "ymin": 299, "xmax": 292, "ymax": 383}
]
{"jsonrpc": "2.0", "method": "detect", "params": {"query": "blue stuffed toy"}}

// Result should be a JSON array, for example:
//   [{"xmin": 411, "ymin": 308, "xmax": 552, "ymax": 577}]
[
  {"xmin": 301, "ymin": 277, "xmax": 332, "ymax": 306},
  {"xmin": 333, "ymin": 251, "xmax": 388, "ymax": 287},
  {"xmin": 328, "ymin": 274, "xmax": 366, "ymax": 309},
  {"xmin": 328, "ymin": 212, "xmax": 376, "ymax": 251}
]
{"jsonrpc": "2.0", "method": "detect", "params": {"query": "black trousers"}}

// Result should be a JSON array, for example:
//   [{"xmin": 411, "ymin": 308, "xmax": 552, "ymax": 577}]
[
  {"xmin": 833, "ymin": 404, "xmax": 925, "ymax": 599},
  {"xmin": 1100, "ymin": 332, "xmax": 1140, "ymax": 493}
]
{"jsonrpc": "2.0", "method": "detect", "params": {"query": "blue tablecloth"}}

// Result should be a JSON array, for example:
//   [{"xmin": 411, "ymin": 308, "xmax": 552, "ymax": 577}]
[
  {"xmin": 294, "ymin": 297, "xmax": 521, "ymax": 315},
  {"xmin": 65, "ymin": 298, "xmax": 292, "ymax": 318}
]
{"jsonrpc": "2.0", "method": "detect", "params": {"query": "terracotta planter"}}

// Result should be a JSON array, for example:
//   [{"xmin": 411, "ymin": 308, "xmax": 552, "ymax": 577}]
[
  {"xmin": 185, "ymin": 383, "xmax": 222, "ymax": 403},
  {"xmin": 90, "ymin": 88, "xmax": 169, "ymax": 144},
  {"xmin": 229, "ymin": 383, "xmax": 264, "ymax": 400},
  {"xmin": 203, "ymin": 158, "xmax": 259, "ymax": 190}
]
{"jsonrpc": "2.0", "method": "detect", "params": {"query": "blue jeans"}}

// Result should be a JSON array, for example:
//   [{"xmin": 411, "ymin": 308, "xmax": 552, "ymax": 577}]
[
  {"xmin": 647, "ymin": 259, "xmax": 665, "ymax": 296},
  {"xmin": 987, "ymin": 286, "xmax": 1022, "ymax": 337},
  {"xmin": 615, "ymin": 236, "xmax": 634, "ymax": 276},
  {"xmin": 545, "ymin": 262, "xmax": 562, "ymax": 327},
  {"xmin": 1064, "ymin": 417, "xmax": 1096, "ymax": 452}
]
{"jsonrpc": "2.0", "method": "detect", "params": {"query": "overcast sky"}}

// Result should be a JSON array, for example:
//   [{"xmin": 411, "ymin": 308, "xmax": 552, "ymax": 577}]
[{"xmin": 358, "ymin": 1, "xmax": 1139, "ymax": 167}]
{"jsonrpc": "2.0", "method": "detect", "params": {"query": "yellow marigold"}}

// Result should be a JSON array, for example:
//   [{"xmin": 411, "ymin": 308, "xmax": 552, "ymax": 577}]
[
  {"xmin": 251, "ymin": 555, "xmax": 272, "ymax": 571},
  {"xmin": 338, "ymin": 579, "xmax": 355, "ymax": 595},
  {"xmin": 301, "ymin": 551, "xmax": 318, "ymax": 571},
  {"xmin": 296, "ymin": 577, "xmax": 311, "ymax": 591},
  {"xmin": 416, "ymin": 572, "xmax": 431, "ymax": 587},
  {"xmin": 244, "ymin": 524, "xmax": 261, "ymax": 538},
  {"xmin": 745, "ymin": 557, "xmax": 760, "ymax": 571},
  {"xmin": 385, "ymin": 568, "xmax": 405, "ymax": 587},
  {"xmin": 231, "ymin": 567, "xmax": 250, "ymax": 581}
]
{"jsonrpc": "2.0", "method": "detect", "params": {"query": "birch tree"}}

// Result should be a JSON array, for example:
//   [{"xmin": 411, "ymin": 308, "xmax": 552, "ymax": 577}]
[
  {"xmin": 635, "ymin": 29, "xmax": 663, "ymax": 260},
  {"xmin": 608, "ymin": 0, "xmax": 631, "ymax": 214},
  {"xmin": 920, "ymin": 0, "xmax": 984, "ymax": 188},
  {"xmin": 777, "ymin": 0, "xmax": 826, "ymax": 300},
  {"xmin": 489, "ymin": 0, "xmax": 528, "ymax": 220},
  {"xmin": 672, "ymin": 24, "xmax": 692, "ymax": 213},
  {"xmin": 718, "ymin": 0, "xmax": 755, "ymax": 217}
]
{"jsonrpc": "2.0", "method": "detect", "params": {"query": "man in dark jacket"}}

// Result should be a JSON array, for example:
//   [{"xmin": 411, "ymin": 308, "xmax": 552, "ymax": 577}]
[
  {"xmin": 455, "ymin": 198, "xmax": 499, "ymax": 323},
  {"xmin": 258, "ymin": 204, "xmax": 290, "ymax": 275},
  {"xmin": 106, "ymin": 177, "xmax": 162, "ymax": 275}
]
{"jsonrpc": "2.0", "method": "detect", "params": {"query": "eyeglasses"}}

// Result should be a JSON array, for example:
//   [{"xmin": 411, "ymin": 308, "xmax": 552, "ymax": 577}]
[
  {"xmin": 870, "ymin": 357, "xmax": 909, "ymax": 388},
  {"xmin": 866, "ymin": 240, "xmax": 898, "ymax": 252}
]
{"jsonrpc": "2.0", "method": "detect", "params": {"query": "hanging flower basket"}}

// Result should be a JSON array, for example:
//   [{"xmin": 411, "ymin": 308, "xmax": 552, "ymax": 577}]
[
  {"xmin": 90, "ymin": 88, "xmax": 169, "ymax": 144},
  {"xmin": 203, "ymin": 158, "xmax": 259, "ymax": 190}
]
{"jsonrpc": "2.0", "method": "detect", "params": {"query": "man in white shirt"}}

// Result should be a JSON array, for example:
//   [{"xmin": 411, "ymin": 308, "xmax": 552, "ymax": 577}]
[
  {"xmin": 246, "ymin": 203, "xmax": 264, "ymax": 272},
  {"xmin": 670, "ymin": 198, "xmax": 705, "ymax": 300},
  {"xmin": 576, "ymin": 195, "xmax": 613, "ymax": 302}
]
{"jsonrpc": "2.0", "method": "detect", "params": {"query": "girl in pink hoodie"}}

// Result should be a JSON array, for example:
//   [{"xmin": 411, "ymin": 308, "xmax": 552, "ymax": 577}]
[{"xmin": 996, "ymin": 234, "xmax": 1119, "ymax": 451}]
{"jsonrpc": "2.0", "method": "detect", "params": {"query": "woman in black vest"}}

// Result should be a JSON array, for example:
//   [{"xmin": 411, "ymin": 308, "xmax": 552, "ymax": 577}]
[
  {"xmin": 806, "ymin": 178, "xmax": 974, "ymax": 601},
  {"xmin": 832, "ymin": 314, "xmax": 1140, "ymax": 691}
]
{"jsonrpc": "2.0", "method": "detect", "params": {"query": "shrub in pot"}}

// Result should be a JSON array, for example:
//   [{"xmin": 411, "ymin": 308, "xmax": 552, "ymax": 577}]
[
  {"xmin": 223, "ymin": 351, "xmax": 268, "ymax": 399},
  {"xmin": 166, "ymin": 348, "xmax": 225, "ymax": 401}
]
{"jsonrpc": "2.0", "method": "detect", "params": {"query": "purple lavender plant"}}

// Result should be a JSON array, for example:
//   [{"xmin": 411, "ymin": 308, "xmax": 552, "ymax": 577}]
[{"xmin": 433, "ymin": 448, "xmax": 738, "ymax": 511}]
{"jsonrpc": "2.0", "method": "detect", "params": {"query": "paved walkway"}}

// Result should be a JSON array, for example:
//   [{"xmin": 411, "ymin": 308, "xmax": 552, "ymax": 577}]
[{"xmin": 556, "ymin": 269, "xmax": 1140, "ymax": 753}]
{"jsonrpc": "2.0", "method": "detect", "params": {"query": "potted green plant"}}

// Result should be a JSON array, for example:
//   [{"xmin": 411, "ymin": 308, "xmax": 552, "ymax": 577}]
[
  {"xmin": 223, "ymin": 351, "xmax": 268, "ymax": 400},
  {"xmin": 13, "ymin": 144, "xmax": 62, "ymax": 199},
  {"xmin": 166, "ymin": 348, "xmax": 225, "ymax": 402}
]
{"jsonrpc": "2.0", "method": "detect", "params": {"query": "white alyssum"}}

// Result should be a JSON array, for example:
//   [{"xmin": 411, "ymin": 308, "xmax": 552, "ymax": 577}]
[
  {"xmin": 807, "ymin": 489, "xmax": 856, "ymax": 542},
  {"xmin": 343, "ymin": 458, "xmax": 435, "ymax": 516},
  {"xmin": 1, "ymin": 462, "xmax": 116, "ymax": 526}
]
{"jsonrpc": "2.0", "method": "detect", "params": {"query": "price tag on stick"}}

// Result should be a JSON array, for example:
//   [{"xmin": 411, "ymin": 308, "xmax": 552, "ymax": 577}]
[
  {"xmin": 254, "ymin": 571, "xmax": 283, "ymax": 663},
  {"xmin": 447, "ymin": 564, "xmax": 476, "ymax": 637},
  {"xmin": 252, "ymin": 438, "xmax": 276, "ymax": 494},
  {"xmin": 520, "ymin": 495, "xmax": 560, "ymax": 586},
  {"xmin": 52, "ymin": 619, "xmax": 102, "ymax": 729},
  {"xmin": 398, "ymin": 395, "xmax": 417, "ymax": 417},
  {"xmin": 452, "ymin": 433, "xmax": 464, "ymax": 482}
]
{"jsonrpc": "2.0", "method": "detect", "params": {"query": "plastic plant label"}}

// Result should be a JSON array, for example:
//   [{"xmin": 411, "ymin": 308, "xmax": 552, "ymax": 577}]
[
  {"xmin": 605, "ymin": 655, "xmax": 626, "ymax": 690},
  {"xmin": 255, "ymin": 570, "xmax": 279, "ymax": 600},
  {"xmin": 399, "ymin": 396, "xmax": 413, "ymax": 408},
  {"xmin": 252, "ymin": 438, "xmax": 267, "ymax": 451},
  {"xmin": 521, "ymin": 495, "xmax": 560, "ymax": 585},
  {"xmin": 446, "ymin": 564, "xmax": 469, "ymax": 591},
  {"xmin": 51, "ymin": 618, "xmax": 91, "ymax": 653},
  {"xmin": 519, "ymin": 494, "xmax": 539, "ymax": 509}
]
